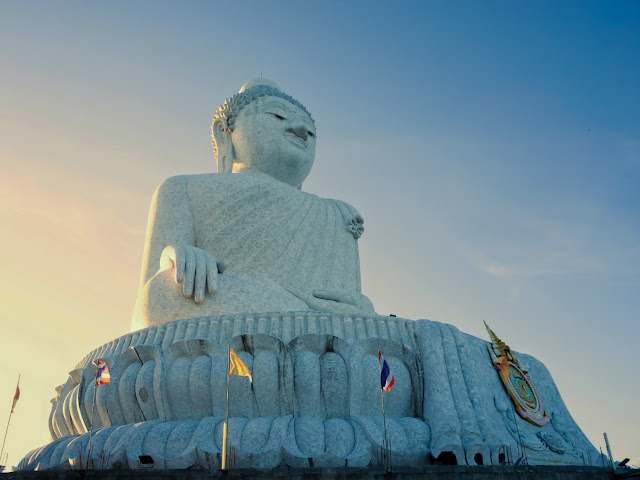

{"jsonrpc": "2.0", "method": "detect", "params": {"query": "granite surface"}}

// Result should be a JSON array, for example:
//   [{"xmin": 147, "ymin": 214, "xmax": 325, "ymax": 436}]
[{"xmin": 19, "ymin": 313, "xmax": 602, "ymax": 471}]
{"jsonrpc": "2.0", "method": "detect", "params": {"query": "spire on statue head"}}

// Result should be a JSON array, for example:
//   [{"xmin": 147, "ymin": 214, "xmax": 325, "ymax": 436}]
[{"xmin": 238, "ymin": 77, "xmax": 282, "ymax": 93}]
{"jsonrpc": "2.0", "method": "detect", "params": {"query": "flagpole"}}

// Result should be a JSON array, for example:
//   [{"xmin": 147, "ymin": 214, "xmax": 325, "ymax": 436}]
[
  {"xmin": 0, "ymin": 375, "xmax": 20, "ymax": 464},
  {"xmin": 378, "ymin": 347, "xmax": 389, "ymax": 471},
  {"xmin": 87, "ymin": 370, "xmax": 98, "ymax": 468},
  {"xmin": 380, "ymin": 387, "xmax": 389, "ymax": 470},
  {"xmin": 378, "ymin": 345, "xmax": 388, "ymax": 446},
  {"xmin": 0, "ymin": 413, "xmax": 13, "ymax": 467},
  {"xmin": 222, "ymin": 344, "xmax": 231, "ymax": 470}
]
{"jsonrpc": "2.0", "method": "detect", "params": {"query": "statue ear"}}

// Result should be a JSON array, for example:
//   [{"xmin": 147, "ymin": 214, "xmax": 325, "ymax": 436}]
[{"xmin": 212, "ymin": 117, "xmax": 233, "ymax": 173}]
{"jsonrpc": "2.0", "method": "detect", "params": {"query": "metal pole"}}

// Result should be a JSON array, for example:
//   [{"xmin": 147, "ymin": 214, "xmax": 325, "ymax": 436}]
[
  {"xmin": 380, "ymin": 388, "xmax": 389, "ymax": 471},
  {"xmin": 87, "ymin": 374, "xmax": 98, "ymax": 468},
  {"xmin": 0, "ymin": 412, "xmax": 13, "ymax": 465},
  {"xmin": 222, "ymin": 345, "xmax": 231, "ymax": 470},
  {"xmin": 512, "ymin": 408, "xmax": 527, "ymax": 464},
  {"xmin": 604, "ymin": 432, "xmax": 615, "ymax": 474},
  {"xmin": 1, "ymin": 374, "xmax": 19, "ymax": 463}
]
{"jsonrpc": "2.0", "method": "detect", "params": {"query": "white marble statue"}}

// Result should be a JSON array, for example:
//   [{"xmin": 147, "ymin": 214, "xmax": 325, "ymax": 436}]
[
  {"xmin": 18, "ymin": 79, "xmax": 604, "ymax": 472},
  {"xmin": 132, "ymin": 79, "xmax": 374, "ymax": 330}
]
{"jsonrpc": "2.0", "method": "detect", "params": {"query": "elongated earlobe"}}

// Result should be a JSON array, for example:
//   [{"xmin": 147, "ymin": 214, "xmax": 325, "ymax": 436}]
[{"xmin": 212, "ymin": 117, "xmax": 234, "ymax": 172}]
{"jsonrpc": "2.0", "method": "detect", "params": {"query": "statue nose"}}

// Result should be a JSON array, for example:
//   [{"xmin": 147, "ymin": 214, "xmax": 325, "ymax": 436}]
[{"xmin": 287, "ymin": 124, "xmax": 308, "ymax": 141}]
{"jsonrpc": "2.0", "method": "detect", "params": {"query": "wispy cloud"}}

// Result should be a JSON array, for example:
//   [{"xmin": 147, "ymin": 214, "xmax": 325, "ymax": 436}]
[
  {"xmin": 444, "ymin": 181, "xmax": 640, "ymax": 281},
  {"xmin": 479, "ymin": 254, "xmax": 603, "ymax": 279}
]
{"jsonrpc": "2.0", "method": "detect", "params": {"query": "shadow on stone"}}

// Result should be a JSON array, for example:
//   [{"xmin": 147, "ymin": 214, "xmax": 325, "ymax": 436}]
[{"xmin": 434, "ymin": 451, "xmax": 458, "ymax": 465}]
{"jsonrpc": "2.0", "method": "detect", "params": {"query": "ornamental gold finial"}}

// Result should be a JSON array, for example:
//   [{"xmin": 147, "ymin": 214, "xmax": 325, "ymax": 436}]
[{"xmin": 484, "ymin": 321, "xmax": 512, "ymax": 361}]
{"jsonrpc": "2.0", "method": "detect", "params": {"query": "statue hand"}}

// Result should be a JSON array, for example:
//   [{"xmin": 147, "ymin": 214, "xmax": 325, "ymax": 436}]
[
  {"xmin": 160, "ymin": 245, "xmax": 226, "ymax": 303},
  {"xmin": 312, "ymin": 291, "xmax": 376, "ymax": 314}
]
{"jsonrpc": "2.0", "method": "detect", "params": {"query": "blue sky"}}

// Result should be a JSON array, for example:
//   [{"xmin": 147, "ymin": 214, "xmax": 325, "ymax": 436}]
[{"xmin": 0, "ymin": 0, "xmax": 638, "ymax": 468}]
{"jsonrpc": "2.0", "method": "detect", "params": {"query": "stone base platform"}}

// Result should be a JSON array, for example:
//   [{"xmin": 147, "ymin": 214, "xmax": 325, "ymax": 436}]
[
  {"xmin": 20, "ymin": 312, "xmax": 603, "ymax": 470},
  {"xmin": 2, "ymin": 466, "xmax": 613, "ymax": 480}
]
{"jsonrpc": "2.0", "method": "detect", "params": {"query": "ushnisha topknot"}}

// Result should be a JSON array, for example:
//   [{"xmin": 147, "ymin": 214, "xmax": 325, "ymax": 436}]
[{"xmin": 211, "ymin": 79, "xmax": 315, "ymax": 158}]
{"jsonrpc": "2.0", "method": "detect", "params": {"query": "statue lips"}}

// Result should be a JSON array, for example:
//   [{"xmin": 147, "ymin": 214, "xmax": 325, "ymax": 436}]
[{"xmin": 284, "ymin": 132, "xmax": 307, "ymax": 149}]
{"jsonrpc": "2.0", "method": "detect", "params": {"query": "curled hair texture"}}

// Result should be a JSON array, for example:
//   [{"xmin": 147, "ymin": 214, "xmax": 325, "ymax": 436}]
[{"xmin": 211, "ymin": 85, "xmax": 315, "ymax": 158}]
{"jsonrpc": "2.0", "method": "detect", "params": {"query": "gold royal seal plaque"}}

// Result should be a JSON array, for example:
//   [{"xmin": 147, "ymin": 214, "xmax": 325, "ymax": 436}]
[{"xmin": 484, "ymin": 321, "xmax": 549, "ymax": 427}]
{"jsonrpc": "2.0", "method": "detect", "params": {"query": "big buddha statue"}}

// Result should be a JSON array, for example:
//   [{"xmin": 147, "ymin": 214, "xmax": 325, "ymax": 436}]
[
  {"xmin": 17, "ymin": 80, "xmax": 605, "ymax": 473},
  {"xmin": 132, "ymin": 78, "xmax": 374, "ymax": 330}
]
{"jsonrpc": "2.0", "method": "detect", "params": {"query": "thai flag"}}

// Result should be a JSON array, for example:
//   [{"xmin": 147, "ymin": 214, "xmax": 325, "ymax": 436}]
[
  {"xmin": 96, "ymin": 361, "xmax": 111, "ymax": 386},
  {"xmin": 378, "ymin": 350, "xmax": 395, "ymax": 392}
]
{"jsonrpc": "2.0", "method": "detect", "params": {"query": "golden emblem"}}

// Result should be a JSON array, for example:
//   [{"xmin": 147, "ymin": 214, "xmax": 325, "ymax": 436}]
[{"xmin": 484, "ymin": 321, "xmax": 549, "ymax": 427}]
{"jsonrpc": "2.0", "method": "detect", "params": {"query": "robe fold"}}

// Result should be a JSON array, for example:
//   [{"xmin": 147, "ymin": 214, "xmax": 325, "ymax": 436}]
[{"xmin": 133, "ymin": 172, "xmax": 373, "ymax": 329}]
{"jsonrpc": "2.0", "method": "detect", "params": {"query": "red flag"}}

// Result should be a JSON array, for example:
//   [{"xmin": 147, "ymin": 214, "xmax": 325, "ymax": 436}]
[{"xmin": 11, "ymin": 377, "xmax": 20, "ymax": 413}]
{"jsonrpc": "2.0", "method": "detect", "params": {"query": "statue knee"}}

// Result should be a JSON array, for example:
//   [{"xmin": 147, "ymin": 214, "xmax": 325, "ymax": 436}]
[{"xmin": 132, "ymin": 269, "xmax": 311, "ymax": 330}]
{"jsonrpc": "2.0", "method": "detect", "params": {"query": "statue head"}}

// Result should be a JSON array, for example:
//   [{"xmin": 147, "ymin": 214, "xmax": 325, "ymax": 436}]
[{"xmin": 211, "ymin": 79, "xmax": 317, "ymax": 189}]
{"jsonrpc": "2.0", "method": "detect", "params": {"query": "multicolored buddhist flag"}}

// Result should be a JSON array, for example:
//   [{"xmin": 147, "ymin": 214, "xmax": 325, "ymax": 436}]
[
  {"xmin": 229, "ymin": 348, "xmax": 252, "ymax": 382},
  {"xmin": 11, "ymin": 377, "xmax": 20, "ymax": 413},
  {"xmin": 378, "ymin": 350, "xmax": 395, "ymax": 392},
  {"xmin": 96, "ymin": 361, "xmax": 111, "ymax": 385}
]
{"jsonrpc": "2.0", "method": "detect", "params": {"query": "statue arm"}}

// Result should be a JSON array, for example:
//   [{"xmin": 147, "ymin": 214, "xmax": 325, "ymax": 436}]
[
  {"xmin": 139, "ymin": 175, "xmax": 196, "ymax": 289},
  {"xmin": 139, "ymin": 175, "xmax": 222, "ymax": 304}
]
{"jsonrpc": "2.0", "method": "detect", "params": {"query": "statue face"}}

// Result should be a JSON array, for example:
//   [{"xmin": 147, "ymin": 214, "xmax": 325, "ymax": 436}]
[{"xmin": 229, "ymin": 96, "xmax": 316, "ymax": 188}]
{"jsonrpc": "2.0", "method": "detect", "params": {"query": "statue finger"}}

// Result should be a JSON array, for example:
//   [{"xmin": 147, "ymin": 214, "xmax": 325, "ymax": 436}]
[
  {"xmin": 174, "ymin": 246, "xmax": 186, "ymax": 284},
  {"xmin": 207, "ymin": 257, "xmax": 219, "ymax": 294},
  {"xmin": 194, "ymin": 250, "xmax": 207, "ymax": 303},
  {"xmin": 183, "ymin": 247, "xmax": 196, "ymax": 297}
]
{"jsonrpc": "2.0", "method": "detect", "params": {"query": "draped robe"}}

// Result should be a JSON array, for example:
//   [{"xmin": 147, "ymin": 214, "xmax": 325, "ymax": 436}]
[{"xmin": 132, "ymin": 172, "xmax": 374, "ymax": 329}]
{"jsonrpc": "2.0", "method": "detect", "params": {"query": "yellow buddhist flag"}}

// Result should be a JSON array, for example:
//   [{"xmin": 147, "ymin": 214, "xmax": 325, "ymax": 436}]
[{"xmin": 228, "ymin": 348, "xmax": 252, "ymax": 382}]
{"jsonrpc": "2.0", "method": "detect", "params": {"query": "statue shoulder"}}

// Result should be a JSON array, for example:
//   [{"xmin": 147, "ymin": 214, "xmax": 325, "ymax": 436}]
[
  {"xmin": 328, "ymin": 198, "xmax": 363, "ymax": 220},
  {"xmin": 154, "ymin": 173, "xmax": 223, "ymax": 198},
  {"xmin": 327, "ymin": 198, "xmax": 366, "ymax": 239}
]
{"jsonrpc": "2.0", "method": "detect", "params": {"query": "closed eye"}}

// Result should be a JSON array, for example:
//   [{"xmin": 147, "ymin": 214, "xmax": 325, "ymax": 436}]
[
  {"xmin": 269, "ymin": 112, "xmax": 286, "ymax": 120},
  {"xmin": 307, "ymin": 131, "xmax": 315, "ymax": 138}
]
